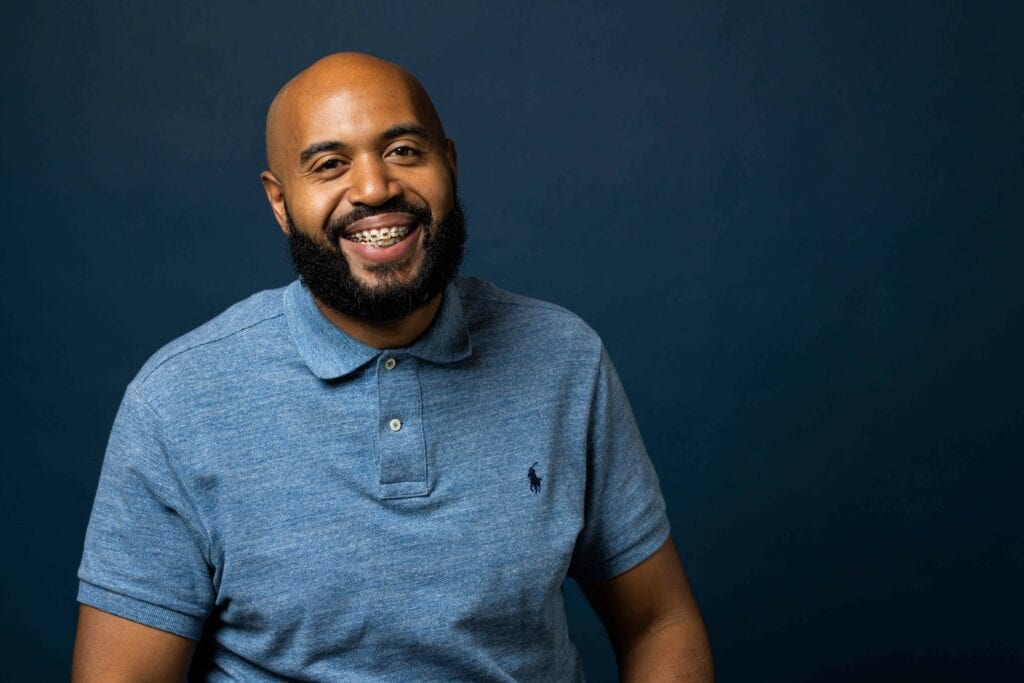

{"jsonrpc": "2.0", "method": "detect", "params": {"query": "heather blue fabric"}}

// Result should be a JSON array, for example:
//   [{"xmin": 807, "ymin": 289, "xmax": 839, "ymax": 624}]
[{"xmin": 77, "ymin": 277, "xmax": 671, "ymax": 682}]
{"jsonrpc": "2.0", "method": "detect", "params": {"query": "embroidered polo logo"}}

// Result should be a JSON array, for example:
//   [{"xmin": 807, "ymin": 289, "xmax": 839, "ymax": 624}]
[{"xmin": 528, "ymin": 462, "xmax": 542, "ymax": 494}]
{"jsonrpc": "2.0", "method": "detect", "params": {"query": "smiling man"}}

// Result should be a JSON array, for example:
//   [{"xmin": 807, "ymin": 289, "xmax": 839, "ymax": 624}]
[
  {"xmin": 265, "ymin": 56, "xmax": 467, "ymax": 347},
  {"xmin": 73, "ymin": 53, "xmax": 713, "ymax": 682}
]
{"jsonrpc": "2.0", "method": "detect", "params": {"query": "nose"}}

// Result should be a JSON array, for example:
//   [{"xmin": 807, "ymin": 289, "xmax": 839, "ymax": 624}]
[{"xmin": 346, "ymin": 155, "xmax": 399, "ymax": 207}]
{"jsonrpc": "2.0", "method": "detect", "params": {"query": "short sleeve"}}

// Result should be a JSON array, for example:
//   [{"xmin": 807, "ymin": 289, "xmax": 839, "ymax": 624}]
[
  {"xmin": 568, "ymin": 346, "xmax": 671, "ymax": 583},
  {"xmin": 77, "ymin": 386, "xmax": 213, "ymax": 639}
]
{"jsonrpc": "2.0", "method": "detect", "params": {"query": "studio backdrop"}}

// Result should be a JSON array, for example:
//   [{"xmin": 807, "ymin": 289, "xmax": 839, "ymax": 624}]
[{"xmin": 2, "ymin": 2, "xmax": 1022, "ymax": 680}]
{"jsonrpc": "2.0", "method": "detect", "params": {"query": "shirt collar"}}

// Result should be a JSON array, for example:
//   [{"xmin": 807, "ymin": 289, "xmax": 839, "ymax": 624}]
[{"xmin": 284, "ymin": 280, "xmax": 472, "ymax": 380}]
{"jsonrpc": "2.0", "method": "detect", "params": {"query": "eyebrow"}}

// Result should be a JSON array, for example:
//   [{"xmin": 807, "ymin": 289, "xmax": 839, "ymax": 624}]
[
  {"xmin": 298, "ymin": 141, "xmax": 347, "ymax": 166},
  {"xmin": 297, "ymin": 123, "xmax": 432, "ymax": 166},
  {"xmin": 381, "ymin": 122, "xmax": 430, "ymax": 140}
]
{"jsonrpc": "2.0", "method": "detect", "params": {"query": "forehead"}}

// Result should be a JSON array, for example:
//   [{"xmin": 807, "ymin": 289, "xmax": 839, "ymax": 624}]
[{"xmin": 286, "ymin": 77, "xmax": 431, "ymax": 151}]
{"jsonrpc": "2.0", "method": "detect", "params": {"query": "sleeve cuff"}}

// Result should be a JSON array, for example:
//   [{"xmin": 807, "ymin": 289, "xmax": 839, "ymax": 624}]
[
  {"xmin": 77, "ymin": 580, "xmax": 205, "ymax": 640},
  {"xmin": 568, "ymin": 516, "xmax": 671, "ymax": 583}
]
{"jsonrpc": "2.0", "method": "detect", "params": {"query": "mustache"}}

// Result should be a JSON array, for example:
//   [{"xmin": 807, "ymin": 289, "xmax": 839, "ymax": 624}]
[{"xmin": 326, "ymin": 199, "xmax": 433, "ymax": 244}]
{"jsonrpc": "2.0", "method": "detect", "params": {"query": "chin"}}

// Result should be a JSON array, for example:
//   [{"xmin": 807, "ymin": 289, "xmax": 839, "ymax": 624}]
[{"xmin": 357, "ymin": 262, "xmax": 422, "ymax": 289}]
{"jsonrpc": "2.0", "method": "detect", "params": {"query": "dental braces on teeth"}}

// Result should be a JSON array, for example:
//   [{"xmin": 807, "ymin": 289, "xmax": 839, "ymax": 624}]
[{"xmin": 346, "ymin": 226, "xmax": 411, "ymax": 247}]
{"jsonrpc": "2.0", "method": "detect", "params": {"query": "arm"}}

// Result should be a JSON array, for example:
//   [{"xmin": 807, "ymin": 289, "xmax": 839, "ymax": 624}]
[
  {"xmin": 578, "ymin": 535, "xmax": 713, "ymax": 682},
  {"xmin": 72, "ymin": 605, "xmax": 196, "ymax": 683}
]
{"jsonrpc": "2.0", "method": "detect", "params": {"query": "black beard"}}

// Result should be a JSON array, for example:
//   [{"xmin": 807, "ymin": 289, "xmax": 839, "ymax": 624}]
[{"xmin": 285, "ymin": 197, "xmax": 467, "ymax": 325}]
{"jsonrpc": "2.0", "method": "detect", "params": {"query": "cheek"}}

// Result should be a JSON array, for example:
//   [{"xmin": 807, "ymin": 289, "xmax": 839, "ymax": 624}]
[
  {"xmin": 417, "ymin": 175, "xmax": 455, "ymax": 217},
  {"xmin": 289, "ymin": 189, "xmax": 347, "ymax": 231}
]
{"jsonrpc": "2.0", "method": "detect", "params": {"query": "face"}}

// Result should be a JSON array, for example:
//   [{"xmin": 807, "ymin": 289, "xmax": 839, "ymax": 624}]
[
  {"xmin": 263, "ymin": 65, "xmax": 461, "ymax": 322},
  {"xmin": 285, "ymin": 196, "xmax": 467, "ymax": 323}
]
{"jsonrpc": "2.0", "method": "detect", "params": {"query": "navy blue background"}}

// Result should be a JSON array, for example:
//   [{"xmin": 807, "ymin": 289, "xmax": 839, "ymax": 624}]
[{"xmin": 2, "ymin": 2, "xmax": 1022, "ymax": 680}]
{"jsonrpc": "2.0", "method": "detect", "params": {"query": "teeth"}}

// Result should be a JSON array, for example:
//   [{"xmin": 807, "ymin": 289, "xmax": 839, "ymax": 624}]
[{"xmin": 345, "ymin": 225, "xmax": 412, "ymax": 244}]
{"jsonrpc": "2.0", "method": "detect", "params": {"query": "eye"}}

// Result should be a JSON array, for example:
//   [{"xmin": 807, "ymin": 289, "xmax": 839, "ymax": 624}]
[
  {"xmin": 315, "ymin": 158, "xmax": 346, "ymax": 173},
  {"xmin": 388, "ymin": 145, "xmax": 421, "ymax": 159}
]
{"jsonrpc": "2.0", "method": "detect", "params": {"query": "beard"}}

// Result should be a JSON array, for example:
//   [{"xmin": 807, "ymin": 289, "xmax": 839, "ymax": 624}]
[{"xmin": 285, "ymin": 196, "xmax": 467, "ymax": 324}]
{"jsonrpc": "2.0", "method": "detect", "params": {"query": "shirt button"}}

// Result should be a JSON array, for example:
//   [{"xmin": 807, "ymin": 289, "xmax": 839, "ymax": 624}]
[
  {"xmin": 384, "ymin": 358, "xmax": 397, "ymax": 370},
  {"xmin": 389, "ymin": 418, "xmax": 402, "ymax": 432}
]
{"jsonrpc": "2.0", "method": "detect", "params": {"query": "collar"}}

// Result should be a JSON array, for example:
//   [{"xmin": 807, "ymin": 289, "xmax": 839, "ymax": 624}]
[{"xmin": 283, "ymin": 280, "xmax": 472, "ymax": 380}]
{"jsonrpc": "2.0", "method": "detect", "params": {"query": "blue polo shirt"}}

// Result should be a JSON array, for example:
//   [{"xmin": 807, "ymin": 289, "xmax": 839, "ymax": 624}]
[{"xmin": 78, "ymin": 277, "xmax": 671, "ymax": 681}]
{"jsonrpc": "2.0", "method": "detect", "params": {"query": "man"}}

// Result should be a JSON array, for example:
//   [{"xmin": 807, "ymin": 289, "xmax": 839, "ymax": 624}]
[{"xmin": 73, "ymin": 53, "xmax": 713, "ymax": 681}]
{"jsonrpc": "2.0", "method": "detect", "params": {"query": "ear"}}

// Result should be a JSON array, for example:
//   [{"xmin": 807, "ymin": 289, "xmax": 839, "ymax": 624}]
[
  {"xmin": 444, "ymin": 138, "xmax": 458, "ymax": 180},
  {"xmin": 260, "ymin": 171, "xmax": 291, "ymax": 235}
]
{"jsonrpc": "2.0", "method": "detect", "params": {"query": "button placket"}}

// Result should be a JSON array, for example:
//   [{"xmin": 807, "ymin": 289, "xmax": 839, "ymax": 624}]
[{"xmin": 376, "ymin": 354, "xmax": 427, "ymax": 498}]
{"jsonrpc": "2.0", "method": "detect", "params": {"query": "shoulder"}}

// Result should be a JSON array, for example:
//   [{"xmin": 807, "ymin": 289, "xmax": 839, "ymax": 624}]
[
  {"xmin": 454, "ymin": 276, "xmax": 603, "ymax": 354},
  {"xmin": 129, "ymin": 285, "xmax": 290, "ymax": 402}
]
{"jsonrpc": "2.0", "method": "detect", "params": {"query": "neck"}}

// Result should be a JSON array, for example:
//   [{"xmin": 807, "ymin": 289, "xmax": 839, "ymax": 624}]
[{"xmin": 314, "ymin": 293, "xmax": 444, "ymax": 349}]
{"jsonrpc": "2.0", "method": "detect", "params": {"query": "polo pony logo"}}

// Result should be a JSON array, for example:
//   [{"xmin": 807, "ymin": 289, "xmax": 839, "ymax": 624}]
[{"xmin": 528, "ymin": 462, "xmax": 542, "ymax": 494}]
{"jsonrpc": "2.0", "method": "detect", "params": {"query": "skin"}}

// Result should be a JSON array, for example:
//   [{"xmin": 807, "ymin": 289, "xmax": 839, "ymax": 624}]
[
  {"xmin": 580, "ymin": 536, "xmax": 715, "ymax": 681},
  {"xmin": 262, "ymin": 52, "xmax": 458, "ymax": 349},
  {"xmin": 72, "ymin": 605, "xmax": 195, "ymax": 682},
  {"xmin": 72, "ymin": 53, "xmax": 714, "ymax": 681}
]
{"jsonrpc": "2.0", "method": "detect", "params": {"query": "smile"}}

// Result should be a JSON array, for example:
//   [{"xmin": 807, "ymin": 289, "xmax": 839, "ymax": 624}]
[{"xmin": 344, "ymin": 225, "xmax": 413, "ymax": 248}]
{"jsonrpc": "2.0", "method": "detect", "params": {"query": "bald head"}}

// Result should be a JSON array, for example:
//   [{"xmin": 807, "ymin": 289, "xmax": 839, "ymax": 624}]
[{"xmin": 264, "ymin": 52, "xmax": 447, "ymax": 179}]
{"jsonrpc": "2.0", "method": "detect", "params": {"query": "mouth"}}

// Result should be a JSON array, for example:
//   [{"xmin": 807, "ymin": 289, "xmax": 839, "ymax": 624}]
[
  {"xmin": 336, "ymin": 211, "xmax": 426, "ymax": 266},
  {"xmin": 345, "ymin": 224, "xmax": 415, "ymax": 248},
  {"xmin": 340, "ymin": 212, "xmax": 422, "ymax": 249}
]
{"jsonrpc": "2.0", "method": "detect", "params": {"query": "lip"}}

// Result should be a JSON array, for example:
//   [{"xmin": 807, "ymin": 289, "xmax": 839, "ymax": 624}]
[
  {"xmin": 343, "ymin": 212, "xmax": 420, "ymax": 236},
  {"xmin": 341, "ymin": 222, "xmax": 422, "ymax": 265}
]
